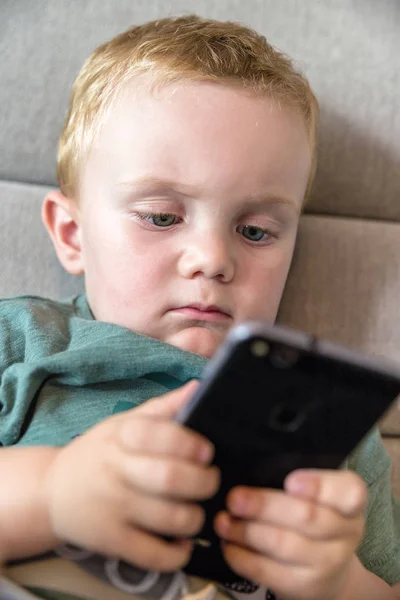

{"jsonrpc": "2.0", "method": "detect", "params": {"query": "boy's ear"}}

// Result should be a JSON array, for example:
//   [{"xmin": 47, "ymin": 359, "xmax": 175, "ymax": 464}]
[{"xmin": 42, "ymin": 190, "xmax": 84, "ymax": 275}]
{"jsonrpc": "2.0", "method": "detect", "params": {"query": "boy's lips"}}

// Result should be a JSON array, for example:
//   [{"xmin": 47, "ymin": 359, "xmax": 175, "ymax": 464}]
[{"xmin": 169, "ymin": 303, "xmax": 232, "ymax": 322}]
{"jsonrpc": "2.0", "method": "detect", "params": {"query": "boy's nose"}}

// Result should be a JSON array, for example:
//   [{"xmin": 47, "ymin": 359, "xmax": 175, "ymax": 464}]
[{"xmin": 178, "ymin": 233, "xmax": 235, "ymax": 282}]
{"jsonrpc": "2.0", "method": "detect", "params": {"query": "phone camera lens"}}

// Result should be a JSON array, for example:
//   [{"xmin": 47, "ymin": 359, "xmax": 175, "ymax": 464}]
[
  {"xmin": 270, "ymin": 345, "xmax": 299, "ymax": 368},
  {"xmin": 250, "ymin": 340, "xmax": 270, "ymax": 357}
]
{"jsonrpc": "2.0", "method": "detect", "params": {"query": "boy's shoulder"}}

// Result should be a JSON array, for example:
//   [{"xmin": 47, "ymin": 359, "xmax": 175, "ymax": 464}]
[
  {"xmin": 347, "ymin": 426, "xmax": 391, "ymax": 485},
  {"xmin": 0, "ymin": 294, "xmax": 91, "ymax": 365},
  {"xmin": 0, "ymin": 294, "xmax": 90, "ymax": 326}
]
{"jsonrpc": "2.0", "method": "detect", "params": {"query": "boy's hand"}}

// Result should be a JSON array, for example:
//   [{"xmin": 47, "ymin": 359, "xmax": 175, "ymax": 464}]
[
  {"xmin": 44, "ymin": 381, "xmax": 219, "ymax": 572},
  {"xmin": 215, "ymin": 470, "xmax": 367, "ymax": 600}
]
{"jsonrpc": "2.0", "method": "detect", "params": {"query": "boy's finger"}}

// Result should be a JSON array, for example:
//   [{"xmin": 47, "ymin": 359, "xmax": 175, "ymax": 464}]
[
  {"xmin": 225, "ymin": 487, "xmax": 363, "ymax": 540},
  {"xmin": 118, "ymin": 417, "xmax": 214, "ymax": 464},
  {"xmin": 122, "ymin": 491, "xmax": 205, "ymax": 537},
  {"xmin": 221, "ymin": 541, "xmax": 336, "ymax": 597},
  {"xmin": 284, "ymin": 470, "xmax": 367, "ymax": 517},
  {"xmin": 215, "ymin": 511, "xmax": 348, "ymax": 567},
  {"xmin": 105, "ymin": 524, "xmax": 193, "ymax": 572},
  {"xmin": 120, "ymin": 454, "xmax": 220, "ymax": 500},
  {"xmin": 131, "ymin": 380, "xmax": 199, "ymax": 418}
]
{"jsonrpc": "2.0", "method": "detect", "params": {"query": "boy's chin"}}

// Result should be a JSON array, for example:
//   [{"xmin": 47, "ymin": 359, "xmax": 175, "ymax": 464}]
[{"xmin": 167, "ymin": 326, "xmax": 226, "ymax": 358}]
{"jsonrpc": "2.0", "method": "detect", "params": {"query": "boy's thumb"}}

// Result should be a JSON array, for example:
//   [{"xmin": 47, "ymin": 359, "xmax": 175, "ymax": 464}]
[{"xmin": 134, "ymin": 380, "xmax": 199, "ymax": 419}]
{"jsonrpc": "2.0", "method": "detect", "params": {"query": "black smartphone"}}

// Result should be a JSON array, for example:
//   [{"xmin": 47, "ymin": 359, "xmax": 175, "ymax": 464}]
[{"xmin": 176, "ymin": 322, "xmax": 400, "ymax": 585}]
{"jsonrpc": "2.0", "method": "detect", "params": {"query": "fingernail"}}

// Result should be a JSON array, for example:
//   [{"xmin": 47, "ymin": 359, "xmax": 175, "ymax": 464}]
[
  {"xmin": 229, "ymin": 491, "xmax": 250, "ymax": 516},
  {"xmin": 285, "ymin": 472, "xmax": 315, "ymax": 495}
]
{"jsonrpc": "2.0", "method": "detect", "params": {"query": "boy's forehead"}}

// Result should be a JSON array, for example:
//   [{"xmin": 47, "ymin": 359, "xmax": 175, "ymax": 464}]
[
  {"xmin": 100, "ymin": 74, "xmax": 303, "ymax": 138},
  {"xmin": 83, "ymin": 76, "xmax": 311, "ymax": 204}
]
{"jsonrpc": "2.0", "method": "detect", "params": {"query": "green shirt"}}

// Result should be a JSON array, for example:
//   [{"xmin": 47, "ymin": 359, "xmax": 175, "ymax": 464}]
[
  {"xmin": 0, "ymin": 295, "xmax": 206, "ymax": 447},
  {"xmin": 1, "ymin": 295, "xmax": 400, "ymax": 587}
]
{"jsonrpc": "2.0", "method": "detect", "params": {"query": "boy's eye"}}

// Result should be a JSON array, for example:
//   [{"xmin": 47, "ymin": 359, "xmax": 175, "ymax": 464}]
[
  {"xmin": 237, "ymin": 224, "xmax": 273, "ymax": 242},
  {"xmin": 140, "ymin": 213, "xmax": 178, "ymax": 227}
]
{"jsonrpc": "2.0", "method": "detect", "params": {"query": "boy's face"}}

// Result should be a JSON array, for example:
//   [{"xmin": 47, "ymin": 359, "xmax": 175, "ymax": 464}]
[{"xmin": 52, "ymin": 79, "xmax": 311, "ymax": 357}]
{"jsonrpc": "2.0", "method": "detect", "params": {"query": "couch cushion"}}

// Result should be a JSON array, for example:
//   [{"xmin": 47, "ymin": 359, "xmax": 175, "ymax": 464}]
[
  {"xmin": 1, "ymin": 1, "xmax": 399, "ymax": 221},
  {"xmin": 381, "ymin": 405, "xmax": 400, "ymax": 436},
  {"xmin": 279, "ymin": 215, "xmax": 400, "ymax": 362}
]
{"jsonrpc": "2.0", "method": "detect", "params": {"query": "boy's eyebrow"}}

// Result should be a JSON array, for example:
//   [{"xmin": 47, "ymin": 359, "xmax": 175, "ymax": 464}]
[
  {"xmin": 116, "ymin": 176, "xmax": 300, "ymax": 213},
  {"xmin": 115, "ymin": 176, "xmax": 200, "ymax": 198},
  {"xmin": 243, "ymin": 195, "xmax": 300, "ymax": 215}
]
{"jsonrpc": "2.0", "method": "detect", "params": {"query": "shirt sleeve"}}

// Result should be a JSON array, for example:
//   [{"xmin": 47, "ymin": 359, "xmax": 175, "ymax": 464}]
[{"xmin": 347, "ymin": 427, "xmax": 400, "ymax": 585}]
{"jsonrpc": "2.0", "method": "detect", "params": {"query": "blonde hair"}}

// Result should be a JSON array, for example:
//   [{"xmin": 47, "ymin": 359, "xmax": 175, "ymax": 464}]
[{"xmin": 58, "ymin": 15, "xmax": 319, "ymax": 201}]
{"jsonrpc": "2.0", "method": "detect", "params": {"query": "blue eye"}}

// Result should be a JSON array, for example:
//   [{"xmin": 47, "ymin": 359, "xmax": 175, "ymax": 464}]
[
  {"xmin": 142, "ymin": 213, "xmax": 178, "ymax": 227},
  {"xmin": 237, "ymin": 225, "xmax": 272, "ymax": 242}
]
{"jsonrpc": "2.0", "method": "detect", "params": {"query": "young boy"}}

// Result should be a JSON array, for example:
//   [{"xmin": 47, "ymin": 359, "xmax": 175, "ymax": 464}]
[{"xmin": 1, "ymin": 14, "xmax": 400, "ymax": 600}]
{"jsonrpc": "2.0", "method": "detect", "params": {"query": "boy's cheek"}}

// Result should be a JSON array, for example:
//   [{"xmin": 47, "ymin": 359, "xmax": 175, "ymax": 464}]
[{"xmin": 239, "ymin": 258, "xmax": 294, "ymax": 322}]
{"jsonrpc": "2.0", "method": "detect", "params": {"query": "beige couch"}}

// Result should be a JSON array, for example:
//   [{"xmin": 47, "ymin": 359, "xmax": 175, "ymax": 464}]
[{"xmin": 1, "ymin": 1, "xmax": 400, "ymax": 494}]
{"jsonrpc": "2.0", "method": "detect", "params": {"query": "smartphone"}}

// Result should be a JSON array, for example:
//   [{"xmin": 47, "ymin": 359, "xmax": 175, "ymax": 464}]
[{"xmin": 176, "ymin": 321, "xmax": 400, "ymax": 585}]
